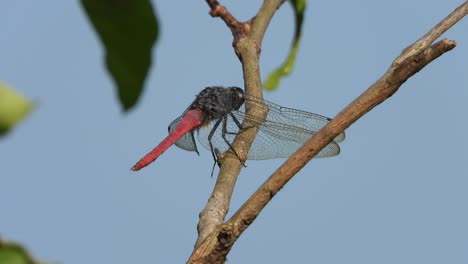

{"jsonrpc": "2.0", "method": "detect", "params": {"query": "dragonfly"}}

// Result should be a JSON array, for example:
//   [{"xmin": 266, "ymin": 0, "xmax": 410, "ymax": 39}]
[{"xmin": 131, "ymin": 86, "xmax": 345, "ymax": 172}]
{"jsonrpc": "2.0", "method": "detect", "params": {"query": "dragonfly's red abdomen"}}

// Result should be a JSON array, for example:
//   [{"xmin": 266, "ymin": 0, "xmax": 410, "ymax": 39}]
[{"xmin": 131, "ymin": 109, "xmax": 205, "ymax": 171}]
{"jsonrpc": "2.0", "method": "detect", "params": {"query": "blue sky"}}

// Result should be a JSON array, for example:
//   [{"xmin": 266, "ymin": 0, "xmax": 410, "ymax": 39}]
[{"xmin": 1, "ymin": 1, "xmax": 467, "ymax": 263}]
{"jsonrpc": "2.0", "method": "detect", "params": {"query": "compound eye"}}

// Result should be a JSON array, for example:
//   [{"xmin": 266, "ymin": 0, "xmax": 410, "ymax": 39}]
[{"xmin": 234, "ymin": 87, "xmax": 245, "ymax": 96}]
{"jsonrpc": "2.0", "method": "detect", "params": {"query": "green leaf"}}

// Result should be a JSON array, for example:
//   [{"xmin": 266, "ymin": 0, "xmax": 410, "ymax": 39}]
[
  {"xmin": 0, "ymin": 82, "xmax": 33, "ymax": 136},
  {"xmin": 81, "ymin": 0, "xmax": 159, "ymax": 111},
  {"xmin": 264, "ymin": 0, "xmax": 306, "ymax": 90},
  {"xmin": 0, "ymin": 239, "xmax": 36, "ymax": 264}
]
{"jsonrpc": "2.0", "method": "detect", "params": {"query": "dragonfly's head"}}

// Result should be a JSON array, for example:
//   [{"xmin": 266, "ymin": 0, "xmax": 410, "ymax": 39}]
[
  {"xmin": 227, "ymin": 86, "xmax": 246, "ymax": 111},
  {"xmin": 194, "ymin": 86, "xmax": 246, "ymax": 117}
]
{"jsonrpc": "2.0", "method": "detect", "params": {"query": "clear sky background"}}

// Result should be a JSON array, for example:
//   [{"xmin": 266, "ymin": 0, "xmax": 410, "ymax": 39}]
[{"xmin": 1, "ymin": 1, "xmax": 467, "ymax": 263}]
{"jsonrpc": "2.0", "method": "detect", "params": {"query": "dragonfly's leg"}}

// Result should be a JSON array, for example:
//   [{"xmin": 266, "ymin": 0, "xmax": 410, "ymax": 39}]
[
  {"xmin": 207, "ymin": 119, "xmax": 223, "ymax": 167},
  {"xmin": 221, "ymin": 116, "xmax": 246, "ymax": 167},
  {"xmin": 210, "ymin": 148, "xmax": 223, "ymax": 178},
  {"xmin": 226, "ymin": 113, "xmax": 255, "ymax": 135},
  {"xmin": 224, "ymin": 113, "xmax": 243, "ymax": 135},
  {"xmin": 189, "ymin": 131, "xmax": 199, "ymax": 155}
]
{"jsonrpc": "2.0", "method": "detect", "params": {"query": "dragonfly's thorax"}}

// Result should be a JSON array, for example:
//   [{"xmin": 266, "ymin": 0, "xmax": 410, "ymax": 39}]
[{"xmin": 191, "ymin": 86, "xmax": 245, "ymax": 121}]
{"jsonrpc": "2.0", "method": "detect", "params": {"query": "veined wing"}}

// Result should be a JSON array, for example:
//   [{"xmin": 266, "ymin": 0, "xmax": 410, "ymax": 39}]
[{"xmin": 196, "ymin": 96, "xmax": 344, "ymax": 160}]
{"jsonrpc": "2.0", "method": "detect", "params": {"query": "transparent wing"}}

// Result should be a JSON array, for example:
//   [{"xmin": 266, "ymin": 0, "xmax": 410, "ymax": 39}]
[
  {"xmin": 168, "ymin": 116, "xmax": 199, "ymax": 154},
  {"xmin": 196, "ymin": 96, "xmax": 345, "ymax": 160}
]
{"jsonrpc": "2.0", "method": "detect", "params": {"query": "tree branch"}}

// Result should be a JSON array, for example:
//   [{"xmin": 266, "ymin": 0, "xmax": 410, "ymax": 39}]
[
  {"xmin": 191, "ymin": 0, "xmax": 285, "ymax": 262},
  {"xmin": 395, "ymin": 2, "xmax": 467, "ymax": 64},
  {"xmin": 205, "ymin": 0, "xmax": 251, "ymax": 49},
  {"xmin": 227, "ymin": 38, "xmax": 457, "ymax": 237},
  {"xmin": 190, "ymin": 1, "xmax": 466, "ymax": 263}
]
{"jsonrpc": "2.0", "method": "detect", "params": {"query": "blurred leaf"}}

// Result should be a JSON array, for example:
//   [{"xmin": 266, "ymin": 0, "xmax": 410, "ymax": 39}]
[
  {"xmin": 0, "ymin": 238, "xmax": 36, "ymax": 264},
  {"xmin": 81, "ymin": 0, "xmax": 159, "ymax": 111},
  {"xmin": 0, "ymin": 82, "xmax": 33, "ymax": 136},
  {"xmin": 264, "ymin": 0, "xmax": 306, "ymax": 90}
]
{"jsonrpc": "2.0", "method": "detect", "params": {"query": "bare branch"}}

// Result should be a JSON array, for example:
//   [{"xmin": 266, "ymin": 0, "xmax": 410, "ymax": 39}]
[
  {"xmin": 205, "ymin": 0, "xmax": 241, "ymax": 31},
  {"xmin": 190, "ymin": 1, "xmax": 466, "ymax": 262},
  {"xmin": 394, "ymin": 2, "xmax": 467, "ymax": 63},
  {"xmin": 191, "ymin": 0, "xmax": 285, "ymax": 262},
  {"xmin": 250, "ymin": 0, "xmax": 286, "ymax": 47},
  {"xmin": 227, "ymin": 38, "xmax": 456, "ymax": 236},
  {"xmin": 205, "ymin": 0, "xmax": 251, "ymax": 48}
]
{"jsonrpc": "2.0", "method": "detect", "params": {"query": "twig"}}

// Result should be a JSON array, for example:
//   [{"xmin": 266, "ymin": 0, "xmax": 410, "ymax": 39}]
[
  {"xmin": 395, "ymin": 2, "xmax": 467, "ymax": 64},
  {"xmin": 205, "ymin": 0, "xmax": 251, "ymax": 47},
  {"xmin": 189, "ymin": 1, "xmax": 466, "ymax": 263}
]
